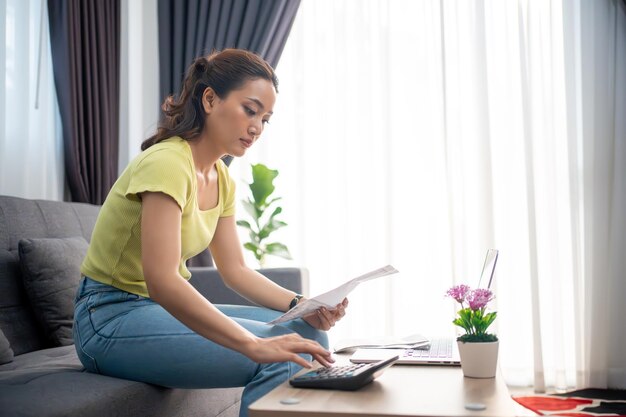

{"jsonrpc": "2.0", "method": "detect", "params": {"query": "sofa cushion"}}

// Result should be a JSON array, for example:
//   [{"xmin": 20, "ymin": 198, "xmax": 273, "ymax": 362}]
[
  {"xmin": 0, "ymin": 346, "xmax": 243, "ymax": 417},
  {"xmin": 18, "ymin": 237, "xmax": 88, "ymax": 346},
  {"xmin": 0, "ymin": 328, "xmax": 13, "ymax": 364},
  {"xmin": 0, "ymin": 248, "xmax": 47, "ymax": 355},
  {"xmin": 0, "ymin": 196, "xmax": 101, "ymax": 355}
]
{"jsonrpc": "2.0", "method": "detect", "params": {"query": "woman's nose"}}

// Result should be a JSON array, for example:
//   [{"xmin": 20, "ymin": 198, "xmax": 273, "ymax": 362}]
[{"xmin": 248, "ymin": 123, "xmax": 261, "ymax": 138}]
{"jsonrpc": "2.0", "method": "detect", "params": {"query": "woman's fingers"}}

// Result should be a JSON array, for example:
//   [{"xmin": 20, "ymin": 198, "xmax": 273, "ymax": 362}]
[
  {"xmin": 337, "ymin": 298, "xmax": 348, "ymax": 317},
  {"xmin": 302, "ymin": 298, "xmax": 349, "ymax": 330},
  {"xmin": 289, "ymin": 353, "xmax": 314, "ymax": 369},
  {"xmin": 285, "ymin": 339, "xmax": 334, "ymax": 368},
  {"xmin": 321, "ymin": 302, "xmax": 347, "ymax": 326},
  {"xmin": 242, "ymin": 333, "xmax": 339, "ymax": 370},
  {"xmin": 326, "ymin": 298, "xmax": 349, "ymax": 324},
  {"xmin": 252, "ymin": 334, "xmax": 334, "ymax": 367},
  {"xmin": 312, "ymin": 352, "xmax": 334, "ymax": 367},
  {"xmin": 317, "ymin": 308, "xmax": 333, "ymax": 330},
  {"xmin": 334, "ymin": 304, "xmax": 346, "ymax": 319}
]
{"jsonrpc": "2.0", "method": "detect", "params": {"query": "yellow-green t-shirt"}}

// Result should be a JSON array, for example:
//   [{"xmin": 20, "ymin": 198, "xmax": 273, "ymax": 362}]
[{"xmin": 81, "ymin": 137, "xmax": 236, "ymax": 297}]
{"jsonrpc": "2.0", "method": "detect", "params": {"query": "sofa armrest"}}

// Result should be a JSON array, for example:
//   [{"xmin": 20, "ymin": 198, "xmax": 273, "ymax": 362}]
[{"xmin": 188, "ymin": 267, "xmax": 309, "ymax": 306}]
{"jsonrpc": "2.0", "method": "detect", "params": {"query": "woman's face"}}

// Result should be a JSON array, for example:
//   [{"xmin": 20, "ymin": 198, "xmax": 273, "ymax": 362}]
[{"xmin": 203, "ymin": 78, "xmax": 277, "ymax": 158}]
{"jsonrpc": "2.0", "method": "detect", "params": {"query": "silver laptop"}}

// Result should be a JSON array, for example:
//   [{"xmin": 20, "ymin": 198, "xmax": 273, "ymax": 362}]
[{"xmin": 350, "ymin": 249, "xmax": 499, "ymax": 366}]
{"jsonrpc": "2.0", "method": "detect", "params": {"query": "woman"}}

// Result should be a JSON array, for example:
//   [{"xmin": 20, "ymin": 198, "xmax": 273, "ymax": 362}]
[{"xmin": 73, "ymin": 49, "xmax": 348, "ymax": 417}]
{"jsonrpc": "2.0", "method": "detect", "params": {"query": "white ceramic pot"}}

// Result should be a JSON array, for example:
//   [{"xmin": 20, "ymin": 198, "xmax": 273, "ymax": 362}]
[{"xmin": 457, "ymin": 340, "xmax": 499, "ymax": 378}]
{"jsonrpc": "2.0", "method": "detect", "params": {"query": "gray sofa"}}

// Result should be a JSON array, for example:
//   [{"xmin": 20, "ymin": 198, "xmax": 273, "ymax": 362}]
[{"xmin": 0, "ymin": 195, "xmax": 306, "ymax": 417}]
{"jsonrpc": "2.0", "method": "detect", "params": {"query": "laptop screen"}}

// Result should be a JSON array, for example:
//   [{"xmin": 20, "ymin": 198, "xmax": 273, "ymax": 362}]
[{"xmin": 477, "ymin": 249, "xmax": 498, "ymax": 289}]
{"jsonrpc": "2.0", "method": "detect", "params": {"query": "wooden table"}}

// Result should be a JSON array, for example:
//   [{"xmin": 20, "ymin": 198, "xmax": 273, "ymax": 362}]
[{"xmin": 249, "ymin": 356, "xmax": 520, "ymax": 417}]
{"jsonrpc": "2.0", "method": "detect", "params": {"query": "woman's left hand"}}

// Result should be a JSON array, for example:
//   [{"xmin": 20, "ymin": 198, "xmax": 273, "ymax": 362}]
[{"xmin": 303, "ymin": 298, "xmax": 349, "ymax": 331}]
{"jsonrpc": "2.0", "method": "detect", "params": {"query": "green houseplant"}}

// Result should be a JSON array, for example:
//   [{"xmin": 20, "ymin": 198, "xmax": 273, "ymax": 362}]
[{"xmin": 236, "ymin": 163, "xmax": 292, "ymax": 267}]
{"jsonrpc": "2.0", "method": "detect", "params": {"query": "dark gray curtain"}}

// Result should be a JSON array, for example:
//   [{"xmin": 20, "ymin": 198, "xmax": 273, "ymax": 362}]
[
  {"xmin": 157, "ymin": 0, "xmax": 301, "ymax": 267},
  {"xmin": 48, "ymin": 0, "xmax": 120, "ymax": 205},
  {"xmin": 158, "ymin": 0, "xmax": 301, "ymax": 103}
]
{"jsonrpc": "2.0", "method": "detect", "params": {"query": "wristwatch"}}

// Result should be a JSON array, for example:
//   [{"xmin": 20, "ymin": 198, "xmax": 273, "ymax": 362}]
[{"xmin": 289, "ymin": 294, "xmax": 303, "ymax": 310}]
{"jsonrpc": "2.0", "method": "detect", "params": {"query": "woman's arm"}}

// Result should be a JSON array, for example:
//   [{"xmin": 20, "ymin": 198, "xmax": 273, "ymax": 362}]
[
  {"xmin": 209, "ymin": 215, "xmax": 299, "ymax": 311},
  {"xmin": 140, "ymin": 191, "xmax": 333, "ymax": 367},
  {"xmin": 209, "ymin": 215, "xmax": 349, "ymax": 330}
]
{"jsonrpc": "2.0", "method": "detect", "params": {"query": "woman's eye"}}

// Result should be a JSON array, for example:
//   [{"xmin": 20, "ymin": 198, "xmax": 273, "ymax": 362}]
[
  {"xmin": 244, "ymin": 106, "xmax": 256, "ymax": 116},
  {"xmin": 262, "ymin": 119, "xmax": 270, "ymax": 125}
]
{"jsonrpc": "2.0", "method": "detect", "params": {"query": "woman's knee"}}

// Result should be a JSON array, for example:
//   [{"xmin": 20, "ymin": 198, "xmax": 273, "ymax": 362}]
[{"xmin": 284, "ymin": 320, "xmax": 329, "ymax": 349}]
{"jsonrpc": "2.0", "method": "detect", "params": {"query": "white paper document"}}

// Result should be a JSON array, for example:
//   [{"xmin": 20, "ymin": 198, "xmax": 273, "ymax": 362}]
[
  {"xmin": 267, "ymin": 265, "xmax": 399, "ymax": 325},
  {"xmin": 333, "ymin": 334, "xmax": 430, "ymax": 353}
]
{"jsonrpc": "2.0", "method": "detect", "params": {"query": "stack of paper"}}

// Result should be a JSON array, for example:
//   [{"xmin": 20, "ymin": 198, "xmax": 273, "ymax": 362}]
[{"xmin": 333, "ymin": 334, "xmax": 430, "ymax": 353}]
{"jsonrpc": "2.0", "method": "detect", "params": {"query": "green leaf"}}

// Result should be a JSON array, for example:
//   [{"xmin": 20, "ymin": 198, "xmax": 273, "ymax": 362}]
[
  {"xmin": 470, "ymin": 310, "xmax": 482, "ymax": 325},
  {"xmin": 268, "ymin": 206, "xmax": 283, "ymax": 219},
  {"xmin": 236, "ymin": 220, "xmax": 252, "ymax": 230},
  {"xmin": 250, "ymin": 164, "xmax": 278, "ymax": 207},
  {"xmin": 242, "ymin": 199, "xmax": 259, "ymax": 222},
  {"xmin": 456, "ymin": 308, "xmax": 476, "ymax": 334},
  {"xmin": 243, "ymin": 242, "xmax": 262, "ymax": 261},
  {"xmin": 483, "ymin": 312, "xmax": 497, "ymax": 330},
  {"xmin": 243, "ymin": 241, "xmax": 260, "ymax": 252},
  {"xmin": 452, "ymin": 318, "xmax": 471, "ymax": 333},
  {"xmin": 265, "ymin": 242, "xmax": 292, "ymax": 259},
  {"xmin": 258, "ymin": 217, "xmax": 288, "ymax": 240},
  {"xmin": 271, "ymin": 220, "xmax": 288, "ymax": 231}
]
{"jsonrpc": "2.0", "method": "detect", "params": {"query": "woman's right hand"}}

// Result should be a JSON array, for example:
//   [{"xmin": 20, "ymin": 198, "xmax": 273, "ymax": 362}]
[{"xmin": 241, "ymin": 333, "xmax": 334, "ymax": 369}]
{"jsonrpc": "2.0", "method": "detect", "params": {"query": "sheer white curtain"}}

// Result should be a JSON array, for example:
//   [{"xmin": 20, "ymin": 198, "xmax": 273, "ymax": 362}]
[
  {"xmin": 573, "ymin": 0, "xmax": 626, "ymax": 391},
  {"xmin": 233, "ymin": 0, "xmax": 626, "ymax": 390},
  {"xmin": 0, "ymin": 0, "xmax": 64, "ymax": 200}
]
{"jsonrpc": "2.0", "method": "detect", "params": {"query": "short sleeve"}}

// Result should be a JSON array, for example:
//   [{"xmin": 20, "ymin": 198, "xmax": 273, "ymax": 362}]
[
  {"xmin": 126, "ymin": 148, "xmax": 193, "ymax": 210},
  {"xmin": 219, "ymin": 161, "xmax": 237, "ymax": 217}
]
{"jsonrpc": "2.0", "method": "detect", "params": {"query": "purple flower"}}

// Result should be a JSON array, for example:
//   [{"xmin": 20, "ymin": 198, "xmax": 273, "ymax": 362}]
[
  {"xmin": 447, "ymin": 285, "xmax": 498, "ymax": 339},
  {"xmin": 446, "ymin": 284, "xmax": 471, "ymax": 304},
  {"xmin": 466, "ymin": 288, "xmax": 494, "ymax": 310}
]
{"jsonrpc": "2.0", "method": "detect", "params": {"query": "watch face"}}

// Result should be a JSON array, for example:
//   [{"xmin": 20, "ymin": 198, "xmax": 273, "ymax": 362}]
[{"xmin": 289, "ymin": 295, "xmax": 302, "ymax": 310}]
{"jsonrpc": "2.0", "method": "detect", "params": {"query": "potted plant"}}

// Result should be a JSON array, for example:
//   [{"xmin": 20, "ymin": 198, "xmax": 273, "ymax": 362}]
[
  {"xmin": 446, "ymin": 284, "xmax": 499, "ymax": 378},
  {"xmin": 236, "ymin": 163, "xmax": 292, "ymax": 267}
]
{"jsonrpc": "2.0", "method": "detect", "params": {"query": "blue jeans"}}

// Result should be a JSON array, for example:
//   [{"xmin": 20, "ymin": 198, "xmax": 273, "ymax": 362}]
[{"xmin": 73, "ymin": 277, "xmax": 328, "ymax": 417}]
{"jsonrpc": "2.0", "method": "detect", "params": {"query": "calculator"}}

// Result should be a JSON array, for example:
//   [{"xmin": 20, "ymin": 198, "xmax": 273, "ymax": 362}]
[{"xmin": 289, "ymin": 354, "xmax": 399, "ymax": 390}]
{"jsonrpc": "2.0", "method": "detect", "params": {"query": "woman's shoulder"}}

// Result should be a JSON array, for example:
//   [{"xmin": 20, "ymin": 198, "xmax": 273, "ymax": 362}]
[
  {"xmin": 142, "ymin": 136, "xmax": 189, "ymax": 154},
  {"xmin": 134, "ymin": 137, "xmax": 191, "ymax": 166},
  {"xmin": 120, "ymin": 137, "xmax": 195, "ymax": 206}
]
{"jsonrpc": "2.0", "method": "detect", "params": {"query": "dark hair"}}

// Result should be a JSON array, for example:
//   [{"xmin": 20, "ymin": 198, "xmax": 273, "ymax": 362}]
[{"xmin": 141, "ymin": 49, "xmax": 278, "ymax": 151}]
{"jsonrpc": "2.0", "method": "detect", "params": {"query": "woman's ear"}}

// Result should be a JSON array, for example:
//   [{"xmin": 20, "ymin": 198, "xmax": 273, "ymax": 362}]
[{"xmin": 202, "ymin": 87, "xmax": 216, "ymax": 113}]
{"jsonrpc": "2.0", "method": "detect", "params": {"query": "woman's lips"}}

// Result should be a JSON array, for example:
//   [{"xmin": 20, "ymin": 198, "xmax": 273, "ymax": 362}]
[{"xmin": 240, "ymin": 138, "xmax": 252, "ymax": 148}]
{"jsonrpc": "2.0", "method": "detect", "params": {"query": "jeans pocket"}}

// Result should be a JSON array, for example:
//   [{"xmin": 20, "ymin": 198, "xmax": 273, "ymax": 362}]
[{"xmin": 87, "ymin": 291, "xmax": 142, "ymax": 338}]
